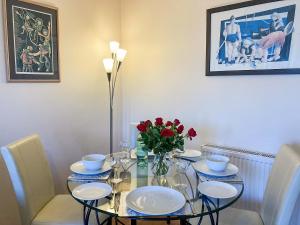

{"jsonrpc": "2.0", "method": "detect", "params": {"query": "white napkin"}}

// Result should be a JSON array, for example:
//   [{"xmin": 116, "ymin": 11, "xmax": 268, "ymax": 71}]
[
  {"xmin": 198, "ymin": 173, "xmax": 243, "ymax": 183},
  {"xmin": 68, "ymin": 172, "xmax": 111, "ymax": 182}
]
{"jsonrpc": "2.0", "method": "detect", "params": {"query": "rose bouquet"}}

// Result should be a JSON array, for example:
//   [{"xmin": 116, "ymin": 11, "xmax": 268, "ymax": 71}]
[{"xmin": 136, "ymin": 117, "xmax": 197, "ymax": 176}]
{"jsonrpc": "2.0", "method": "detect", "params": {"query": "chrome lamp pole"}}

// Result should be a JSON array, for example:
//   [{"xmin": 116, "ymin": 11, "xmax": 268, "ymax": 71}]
[{"xmin": 103, "ymin": 42, "xmax": 127, "ymax": 156}]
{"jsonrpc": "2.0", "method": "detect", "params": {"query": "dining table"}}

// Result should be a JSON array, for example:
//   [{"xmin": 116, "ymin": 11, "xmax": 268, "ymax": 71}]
[{"xmin": 67, "ymin": 151, "xmax": 244, "ymax": 225}]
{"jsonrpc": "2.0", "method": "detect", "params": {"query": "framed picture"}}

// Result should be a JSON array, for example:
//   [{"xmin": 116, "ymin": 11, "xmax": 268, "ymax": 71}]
[
  {"xmin": 3, "ymin": 0, "xmax": 59, "ymax": 82},
  {"xmin": 206, "ymin": 0, "xmax": 300, "ymax": 76}
]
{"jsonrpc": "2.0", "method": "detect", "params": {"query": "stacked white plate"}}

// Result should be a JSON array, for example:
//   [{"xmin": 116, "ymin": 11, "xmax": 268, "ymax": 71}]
[
  {"xmin": 192, "ymin": 160, "xmax": 239, "ymax": 177},
  {"xmin": 70, "ymin": 160, "xmax": 115, "ymax": 175},
  {"xmin": 193, "ymin": 159, "xmax": 240, "ymax": 199}
]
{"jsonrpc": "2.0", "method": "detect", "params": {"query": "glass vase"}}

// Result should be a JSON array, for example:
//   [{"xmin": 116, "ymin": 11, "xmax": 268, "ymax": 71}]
[
  {"xmin": 136, "ymin": 139, "xmax": 148, "ymax": 167},
  {"xmin": 151, "ymin": 153, "xmax": 169, "ymax": 176}
]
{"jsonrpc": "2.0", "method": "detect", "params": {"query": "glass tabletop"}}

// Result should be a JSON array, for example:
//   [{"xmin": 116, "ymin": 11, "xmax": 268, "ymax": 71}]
[{"xmin": 67, "ymin": 153, "xmax": 244, "ymax": 220}]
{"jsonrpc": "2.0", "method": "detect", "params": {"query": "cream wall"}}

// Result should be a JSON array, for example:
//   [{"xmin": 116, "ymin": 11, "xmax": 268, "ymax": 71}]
[
  {"xmin": 0, "ymin": 0, "xmax": 121, "ymax": 224},
  {"xmin": 120, "ymin": 0, "xmax": 300, "ymax": 154},
  {"xmin": 120, "ymin": 1, "xmax": 300, "ymax": 223}
]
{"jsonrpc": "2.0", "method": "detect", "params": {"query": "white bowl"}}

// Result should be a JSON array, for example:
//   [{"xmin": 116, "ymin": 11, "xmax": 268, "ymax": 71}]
[
  {"xmin": 82, "ymin": 154, "xmax": 106, "ymax": 171},
  {"xmin": 206, "ymin": 155, "xmax": 230, "ymax": 172}
]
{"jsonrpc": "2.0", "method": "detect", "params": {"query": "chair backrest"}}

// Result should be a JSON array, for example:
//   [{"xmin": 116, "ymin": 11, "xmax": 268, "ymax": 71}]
[
  {"xmin": 1, "ymin": 135, "xmax": 55, "ymax": 225},
  {"xmin": 261, "ymin": 144, "xmax": 300, "ymax": 225}
]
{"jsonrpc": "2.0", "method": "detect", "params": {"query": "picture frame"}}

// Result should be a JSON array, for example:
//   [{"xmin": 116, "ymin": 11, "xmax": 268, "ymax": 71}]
[
  {"xmin": 206, "ymin": 0, "xmax": 300, "ymax": 76},
  {"xmin": 3, "ymin": 0, "xmax": 60, "ymax": 82}
]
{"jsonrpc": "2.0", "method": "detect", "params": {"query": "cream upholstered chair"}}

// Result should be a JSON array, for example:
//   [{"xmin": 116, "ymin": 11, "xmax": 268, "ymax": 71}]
[
  {"xmin": 191, "ymin": 144, "xmax": 300, "ymax": 225},
  {"xmin": 1, "ymin": 134, "xmax": 102, "ymax": 225}
]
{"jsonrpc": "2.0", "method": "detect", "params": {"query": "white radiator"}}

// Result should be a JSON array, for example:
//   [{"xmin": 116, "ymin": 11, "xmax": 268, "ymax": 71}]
[{"xmin": 201, "ymin": 144, "xmax": 275, "ymax": 212}]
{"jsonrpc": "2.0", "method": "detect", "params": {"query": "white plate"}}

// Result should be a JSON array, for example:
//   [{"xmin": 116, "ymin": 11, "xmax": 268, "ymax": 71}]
[
  {"xmin": 192, "ymin": 160, "xmax": 238, "ymax": 177},
  {"xmin": 72, "ymin": 182, "xmax": 112, "ymax": 201},
  {"xmin": 178, "ymin": 149, "xmax": 202, "ymax": 158},
  {"xmin": 198, "ymin": 181, "xmax": 238, "ymax": 199},
  {"xmin": 126, "ymin": 186, "xmax": 185, "ymax": 215},
  {"xmin": 70, "ymin": 160, "xmax": 114, "ymax": 175}
]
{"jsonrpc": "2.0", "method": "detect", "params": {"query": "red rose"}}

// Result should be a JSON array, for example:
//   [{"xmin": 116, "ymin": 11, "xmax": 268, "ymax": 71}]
[
  {"xmin": 187, "ymin": 128, "xmax": 197, "ymax": 140},
  {"xmin": 165, "ymin": 121, "xmax": 173, "ymax": 127},
  {"xmin": 155, "ymin": 117, "xmax": 163, "ymax": 126},
  {"xmin": 177, "ymin": 125, "xmax": 184, "ymax": 134},
  {"xmin": 137, "ymin": 123, "xmax": 147, "ymax": 133},
  {"xmin": 160, "ymin": 128, "xmax": 175, "ymax": 137},
  {"xmin": 145, "ymin": 120, "xmax": 152, "ymax": 127},
  {"xmin": 174, "ymin": 119, "xmax": 180, "ymax": 126}
]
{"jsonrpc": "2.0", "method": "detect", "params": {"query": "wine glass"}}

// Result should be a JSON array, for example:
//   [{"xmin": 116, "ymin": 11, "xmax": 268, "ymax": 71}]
[
  {"xmin": 120, "ymin": 141, "xmax": 131, "ymax": 171},
  {"xmin": 175, "ymin": 158, "xmax": 191, "ymax": 174},
  {"xmin": 105, "ymin": 153, "xmax": 115, "ymax": 165},
  {"xmin": 172, "ymin": 173, "xmax": 195, "ymax": 213},
  {"xmin": 110, "ymin": 153, "xmax": 123, "ymax": 193}
]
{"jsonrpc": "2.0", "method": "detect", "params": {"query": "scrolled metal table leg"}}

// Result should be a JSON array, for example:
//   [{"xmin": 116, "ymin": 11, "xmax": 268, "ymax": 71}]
[
  {"xmin": 131, "ymin": 219, "xmax": 137, "ymax": 225},
  {"xmin": 180, "ymin": 218, "xmax": 188, "ymax": 225},
  {"xmin": 95, "ymin": 200, "xmax": 102, "ymax": 225},
  {"xmin": 83, "ymin": 200, "xmax": 95, "ymax": 225},
  {"xmin": 197, "ymin": 195, "xmax": 205, "ymax": 225},
  {"xmin": 83, "ymin": 200, "xmax": 114, "ymax": 225},
  {"xmin": 216, "ymin": 199, "xmax": 220, "ymax": 225},
  {"xmin": 203, "ymin": 197, "xmax": 215, "ymax": 225},
  {"xmin": 202, "ymin": 196, "xmax": 220, "ymax": 225},
  {"xmin": 107, "ymin": 217, "xmax": 113, "ymax": 225},
  {"xmin": 115, "ymin": 217, "xmax": 126, "ymax": 225},
  {"xmin": 83, "ymin": 204, "xmax": 87, "ymax": 225}
]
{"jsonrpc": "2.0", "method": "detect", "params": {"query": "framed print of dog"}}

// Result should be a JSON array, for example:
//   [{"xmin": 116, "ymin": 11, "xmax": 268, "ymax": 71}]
[
  {"xmin": 3, "ymin": 0, "xmax": 59, "ymax": 82},
  {"xmin": 206, "ymin": 0, "xmax": 300, "ymax": 76}
]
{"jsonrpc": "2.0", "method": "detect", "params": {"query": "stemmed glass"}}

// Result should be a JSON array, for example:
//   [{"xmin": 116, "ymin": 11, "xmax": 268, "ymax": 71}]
[
  {"xmin": 174, "ymin": 157, "xmax": 191, "ymax": 174},
  {"xmin": 172, "ymin": 172, "xmax": 195, "ymax": 213},
  {"xmin": 119, "ymin": 141, "xmax": 132, "ymax": 171},
  {"xmin": 105, "ymin": 153, "xmax": 115, "ymax": 165},
  {"xmin": 107, "ymin": 153, "xmax": 122, "ymax": 194}
]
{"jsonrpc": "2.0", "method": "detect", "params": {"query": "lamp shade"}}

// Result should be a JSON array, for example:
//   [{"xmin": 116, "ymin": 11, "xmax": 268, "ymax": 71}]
[
  {"xmin": 116, "ymin": 49, "xmax": 127, "ymax": 62},
  {"xmin": 103, "ymin": 58, "xmax": 114, "ymax": 73},
  {"xmin": 109, "ymin": 41, "xmax": 120, "ymax": 54}
]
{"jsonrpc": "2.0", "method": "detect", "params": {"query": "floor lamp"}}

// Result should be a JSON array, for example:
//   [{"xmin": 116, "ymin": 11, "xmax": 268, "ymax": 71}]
[{"xmin": 102, "ymin": 41, "xmax": 127, "ymax": 156}]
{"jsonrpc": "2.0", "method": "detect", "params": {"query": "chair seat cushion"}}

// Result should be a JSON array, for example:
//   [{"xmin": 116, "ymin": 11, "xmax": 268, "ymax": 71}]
[
  {"xmin": 32, "ymin": 194, "xmax": 107, "ymax": 225},
  {"xmin": 190, "ymin": 207, "xmax": 264, "ymax": 225}
]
